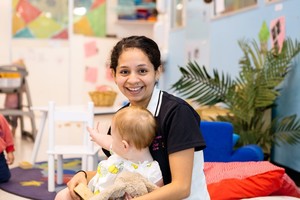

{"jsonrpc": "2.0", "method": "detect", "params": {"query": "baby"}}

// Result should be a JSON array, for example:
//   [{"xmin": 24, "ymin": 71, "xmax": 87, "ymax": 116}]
[
  {"xmin": 88, "ymin": 106, "xmax": 163, "ymax": 194},
  {"xmin": 55, "ymin": 106, "xmax": 162, "ymax": 199}
]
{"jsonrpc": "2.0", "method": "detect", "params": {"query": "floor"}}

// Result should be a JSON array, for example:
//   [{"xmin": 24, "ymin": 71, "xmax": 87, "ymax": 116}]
[
  {"xmin": 0, "ymin": 129, "xmax": 34, "ymax": 200},
  {"xmin": 0, "ymin": 113, "xmax": 112, "ymax": 200}
]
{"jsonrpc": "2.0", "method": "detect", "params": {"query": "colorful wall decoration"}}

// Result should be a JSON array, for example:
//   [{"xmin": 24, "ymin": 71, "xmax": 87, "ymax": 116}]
[
  {"xmin": 73, "ymin": 0, "xmax": 106, "ymax": 37},
  {"xmin": 12, "ymin": 0, "xmax": 106, "ymax": 39}
]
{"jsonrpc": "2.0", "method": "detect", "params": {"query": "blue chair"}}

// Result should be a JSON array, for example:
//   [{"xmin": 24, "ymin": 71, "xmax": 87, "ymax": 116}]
[{"xmin": 200, "ymin": 121, "xmax": 264, "ymax": 162}]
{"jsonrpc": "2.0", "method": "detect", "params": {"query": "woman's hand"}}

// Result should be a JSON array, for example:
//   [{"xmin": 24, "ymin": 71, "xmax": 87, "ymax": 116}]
[{"xmin": 67, "ymin": 171, "xmax": 88, "ymax": 200}]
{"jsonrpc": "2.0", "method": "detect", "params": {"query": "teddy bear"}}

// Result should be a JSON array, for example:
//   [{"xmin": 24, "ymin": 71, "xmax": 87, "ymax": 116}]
[{"xmin": 74, "ymin": 171, "xmax": 158, "ymax": 200}]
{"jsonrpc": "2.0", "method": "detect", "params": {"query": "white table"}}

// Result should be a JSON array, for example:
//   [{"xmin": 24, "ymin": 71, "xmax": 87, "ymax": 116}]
[{"xmin": 30, "ymin": 105, "xmax": 119, "ymax": 164}]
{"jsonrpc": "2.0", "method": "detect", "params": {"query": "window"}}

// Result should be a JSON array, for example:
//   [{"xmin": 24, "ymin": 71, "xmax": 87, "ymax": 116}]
[
  {"xmin": 171, "ymin": 0, "xmax": 184, "ymax": 29},
  {"xmin": 213, "ymin": 0, "xmax": 257, "ymax": 17},
  {"xmin": 265, "ymin": 0, "xmax": 283, "ymax": 4}
]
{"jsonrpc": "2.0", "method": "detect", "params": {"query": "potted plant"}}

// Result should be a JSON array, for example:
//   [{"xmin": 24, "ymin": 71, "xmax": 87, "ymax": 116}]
[{"xmin": 171, "ymin": 38, "xmax": 300, "ymax": 156}]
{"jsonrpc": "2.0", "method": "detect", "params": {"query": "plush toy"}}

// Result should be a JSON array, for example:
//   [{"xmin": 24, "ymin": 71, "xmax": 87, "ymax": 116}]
[
  {"xmin": 91, "ymin": 171, "xmax": 158, "ymax": 200},
  {"xmin": 75, "ymin": 171, "xmax": 158, "ymax": 200}
]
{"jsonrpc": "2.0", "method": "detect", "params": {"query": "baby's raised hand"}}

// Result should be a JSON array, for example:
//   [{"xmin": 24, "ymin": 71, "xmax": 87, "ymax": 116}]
[
  {"xmin": 87, "ymin": 122, "xmax": 112, "ymax": 150},
  {"xmin": 87, "ymin": 122, "xmax": 102, "ymax": 145}
]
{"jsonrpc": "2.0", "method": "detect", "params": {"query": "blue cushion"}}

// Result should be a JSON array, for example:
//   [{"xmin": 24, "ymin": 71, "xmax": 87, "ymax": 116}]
[
  {"xmin": 200, "ymin": 121, "xmax": 264, "ymax": 162},
  {"xmin": 232, "ymin": 133, "xmax": 240, "ymax": 147}
]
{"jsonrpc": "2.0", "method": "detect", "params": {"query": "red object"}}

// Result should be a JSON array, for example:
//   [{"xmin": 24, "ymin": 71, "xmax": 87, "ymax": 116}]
[
  {"xmin": 204, "ymin": 161, "xmax": 300, "ymax": 199},
  {"xmin": 136, "ymin": 8, "xmax": 150, "ymax": 19},
  {"xmin": 16, "ymin": 0, "xmax": 41, "ymax": 24},
  {"xmin": 52, "ymin": 29, "xmax": 68, "ymax": 39},
  {"xmin": 91, "ymin": 0, "xmax": 105, "ymax": 9}
]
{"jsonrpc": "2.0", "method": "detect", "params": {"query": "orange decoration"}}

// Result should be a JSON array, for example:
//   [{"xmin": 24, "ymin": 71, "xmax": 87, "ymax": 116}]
[
  {"xmin": 74, "ymin": 16, "xmax": 94, "ymax": 36},
  {"xmin": 12, "ymin": 13, "xmax": 26, "ymax": 35}
]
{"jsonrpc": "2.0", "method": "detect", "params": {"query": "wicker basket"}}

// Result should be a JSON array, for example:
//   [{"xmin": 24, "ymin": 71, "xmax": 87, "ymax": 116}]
[{"xmin": 89, "ymin": 90, "xmax": 117, "ymax": 107}]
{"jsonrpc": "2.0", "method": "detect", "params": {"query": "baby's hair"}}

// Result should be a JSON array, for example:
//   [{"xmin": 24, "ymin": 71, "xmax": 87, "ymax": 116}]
[{"xmin": 113, "ymin": 106, "xmax": 156, "ymax": 150}]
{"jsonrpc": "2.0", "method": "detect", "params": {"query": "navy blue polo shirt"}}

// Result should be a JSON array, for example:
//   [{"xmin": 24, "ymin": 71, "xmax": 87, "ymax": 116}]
[{"xmin": 103, "ymin": 88, "xmax": 206, "ymax": 184}]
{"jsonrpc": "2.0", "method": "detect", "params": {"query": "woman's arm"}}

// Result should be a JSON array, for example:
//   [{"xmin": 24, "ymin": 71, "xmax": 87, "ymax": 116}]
[{"xmin": 134, "ymin": 148, "xmax": 194, "ymax": 200}]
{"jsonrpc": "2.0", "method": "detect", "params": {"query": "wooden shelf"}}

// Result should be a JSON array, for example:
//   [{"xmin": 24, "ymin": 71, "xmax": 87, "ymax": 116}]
[{"xmin": 116, "ymin": 19, "xmax": 156, "ymax": 25}]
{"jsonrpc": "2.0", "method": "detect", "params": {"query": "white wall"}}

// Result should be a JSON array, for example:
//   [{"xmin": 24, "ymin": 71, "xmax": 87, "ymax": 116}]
[
  {"xmin": 11, "ymin": 39, "xmax": 70, "ymax": 105},
  {"xmin": 0, "ymin": 0, "xmax": 210, "ymax": 107},
  {"xmin": 9, "ymin": 36, "xmax": 125, "ymax": 107},
  {"xmin": 0, "ymin": 0, "xmax": 12, "ymax": 64},
  {"xmin": 208, "ymin": 0, "xmax": 300, "ymax": 172},
  {"xmin": 162, "ymin": 0, "xmax": 211, "ymax": 92},
  {"xmin": 0, "ymin": 1, "xmax": 127, "ymax": 108}
]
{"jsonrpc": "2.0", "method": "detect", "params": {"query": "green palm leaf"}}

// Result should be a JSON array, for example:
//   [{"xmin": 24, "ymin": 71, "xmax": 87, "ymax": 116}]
[
  {"xmin": 273, "ymin": 115, "xmax": 300, "ymax": 144},
  {"xmin": 172, "ymin": 37, "xmax": 300, "ymax": 154},
  {"xmin": 171, "ymin": 61, "xmax": 234, "ymax": 105}
]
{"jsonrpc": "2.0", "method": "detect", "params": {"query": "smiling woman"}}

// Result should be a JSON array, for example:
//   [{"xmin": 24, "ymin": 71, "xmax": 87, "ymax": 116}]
[{"xmin": 55, "ymin": 35, "xmax": 210, "ymax": 200}]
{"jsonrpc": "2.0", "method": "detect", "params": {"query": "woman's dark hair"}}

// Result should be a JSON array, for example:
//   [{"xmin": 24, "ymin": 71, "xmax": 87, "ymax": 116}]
[{"xmin": 110, "ymin": 36, "xmax": 161, "ymax": 72}]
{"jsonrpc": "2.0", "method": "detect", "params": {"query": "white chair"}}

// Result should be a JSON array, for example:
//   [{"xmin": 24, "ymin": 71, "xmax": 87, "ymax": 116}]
[{"xmin": 47, "ymin": 101, "xmax": 99, "ymax": 192}]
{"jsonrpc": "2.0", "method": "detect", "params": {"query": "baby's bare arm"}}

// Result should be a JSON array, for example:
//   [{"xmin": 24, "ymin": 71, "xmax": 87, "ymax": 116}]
[{"xmin": 87, "ymin": 122, "xmax": 112, "ymax": 150}]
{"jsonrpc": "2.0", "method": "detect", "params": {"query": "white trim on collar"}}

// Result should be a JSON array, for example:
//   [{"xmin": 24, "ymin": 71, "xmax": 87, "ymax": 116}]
[{"xmin": 147, "ymin": 87, "xmax": 163, "ymax": 117}]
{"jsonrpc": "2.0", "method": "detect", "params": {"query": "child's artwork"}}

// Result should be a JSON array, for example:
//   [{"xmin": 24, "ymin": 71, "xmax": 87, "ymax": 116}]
[
  {"xmin": 12, "ymin": 0, "xmax": 106, "ymax": 39},
  {"xmin": 270, "ymin": 16, "xmax": 286, "ymax": 53}
]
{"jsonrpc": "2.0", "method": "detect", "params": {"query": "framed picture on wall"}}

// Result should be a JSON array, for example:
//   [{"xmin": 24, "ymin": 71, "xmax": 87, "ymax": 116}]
[
  {"xmin": 12, "ymin": 0, "xmax": 68, "ymax": 39},
  {"xmin": 213, "ymin": 0, "xmax": 257, "ymax": 17},
  {"xmin": 265, "ymin": 0, "xmax": 283, "ymax": 4},
  {"xmin": 12, "ymin": 0, "xmax": 106, "ymax": 39}
]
